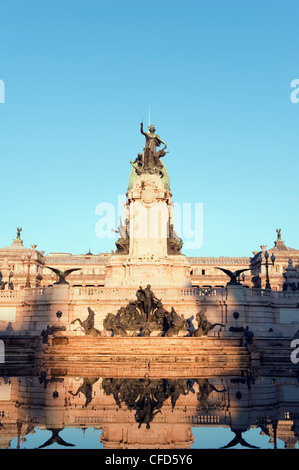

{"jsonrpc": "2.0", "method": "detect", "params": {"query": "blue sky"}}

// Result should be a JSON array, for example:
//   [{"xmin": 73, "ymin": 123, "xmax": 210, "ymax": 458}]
[{"xmin": 0, "ymin": 0, "xmax": 298, "ymax": 257}]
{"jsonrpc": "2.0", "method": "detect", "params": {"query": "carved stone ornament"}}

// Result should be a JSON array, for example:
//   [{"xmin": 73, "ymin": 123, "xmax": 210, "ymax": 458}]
[{"xmin": 140, "ymin": 183, "xmax": 157, "ymax": 205}]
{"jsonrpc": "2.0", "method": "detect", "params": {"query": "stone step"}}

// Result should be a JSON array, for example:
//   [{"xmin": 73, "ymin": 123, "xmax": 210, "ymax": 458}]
[
  {"xmin": 59, "ymin": 337, "xmax": 243, "ymax": 345},
  {"xmin": 44, "ymin": 349, "xmax": 250, "ymax": 359},
  {"xmin": 43, "ymin": 345, "xmax": 249, "ymax": 353},
  {"xmin": 43, "ymin": 350, "xmax": 249, "ymax": 360},
  {"xmin": 48, "ymin": 365, "xmax": 249, "ymax": 379}
]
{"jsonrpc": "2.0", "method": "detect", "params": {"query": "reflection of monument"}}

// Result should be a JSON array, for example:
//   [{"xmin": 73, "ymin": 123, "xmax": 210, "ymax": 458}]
[{"xmin": 1, "ymin": 372, "xmax": 299, "ymax": 450}]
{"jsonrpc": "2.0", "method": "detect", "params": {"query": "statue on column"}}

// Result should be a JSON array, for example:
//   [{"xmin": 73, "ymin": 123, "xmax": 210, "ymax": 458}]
[
  {"xmin": 16, "ymin": 227, "xmax": 22, "ymax": 240},
  {"xmin": 131, "ymin": 122, "xmax": 168, "ymax": 177}
]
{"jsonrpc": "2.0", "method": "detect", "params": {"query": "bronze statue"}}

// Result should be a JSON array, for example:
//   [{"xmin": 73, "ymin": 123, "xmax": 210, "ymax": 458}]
[
  {"xmin": 137, "ymin": 122, "xmax": 168, "ymax": 175},
  {"xmin": 167, "ymin": 224, "xmax": 183, "ymax": 255},
  {"xmin": 229, "ymin": 325, "xmax": 254, "ymax": 344},
  {"xmin": 167, "ymin": 236, "xmax": 183, "ymax": 255},
  {"xmin": 163, "ymin": 307, "xmax": 188, "ymax": 337},
  {"xmin": 103, "ymin": 286, "xmax": 219, "ymax": 337},
  {"xmin": 136, "ymin": 284, "xmax": 161, "ymax": 322},
  {"xmin": 191, "ymin": 308, "xmax": 225, "ymax": 337},
  {"xmin": 276, "ymin": 228, "xmax": 282, "ymax": 241},
  {"xmin": 40, "ymin": 324, "xmax": 66, "ymax": 344},
  {"xmin": 71, "ymin": 307, "xmax": 101, "ymax": 336},
  {"xmin": 16, "ymin": 227, "xmax": 22, "ymax": 239},
  {"xmin": 215, "ymin": 267, "xmax": 251, "ymax": 285},
  {"xmin": 45, "ymin": 266, "xmax": 81, "ymax": 284},
  {"xmin": 130, "ymin": 152, "xmax": 144, "ymax": 175},
  {"xmin": 113, "ymin": 216, "xmax": 129, "ymax": 254}
]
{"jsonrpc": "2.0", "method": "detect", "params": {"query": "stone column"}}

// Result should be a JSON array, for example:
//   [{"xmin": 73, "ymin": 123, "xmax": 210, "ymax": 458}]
[{"xmin": 127, "ymin": 173, "xmax": 171, "ymax": 259}]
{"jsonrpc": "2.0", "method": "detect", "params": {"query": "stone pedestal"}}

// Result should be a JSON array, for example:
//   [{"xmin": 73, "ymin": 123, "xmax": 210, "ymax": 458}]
[
  {"xmin": 127, "ymin": 172, "xmax": 171, "ymax": 258},
  {"xmin": 48, "ymin": 284, "xmax": 70, "ymax": 329},
  {"xmin": 105, "ymin": 254, "xmax": 191, "ymax": 288},
  {"xmin": 105, "ymin": 172, "xmax": 191, "ymax": 288}
]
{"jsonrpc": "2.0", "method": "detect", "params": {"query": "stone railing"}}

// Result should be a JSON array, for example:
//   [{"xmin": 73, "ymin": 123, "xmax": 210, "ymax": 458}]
[
  {"xmin": 248, "ymin": 288, "xmax": 272, "ymax": 297},
  {"xmin": 246, "ymin": 288, "xmax": 299, "ymax": 301},
  {"xmin": 75, "ymin": 287, "xmax": 168, "ymax": 298},
  {"xmin": 0, "ymin": 290, "xmax": 19, "ymax": 299},
  {"xmin": 277, "ymin": 291, "xmax": 299, "ymax": 300},
  {"xmin": 22, "ymin": 287, "xmax": 53, "ymax": 300},
  {"xmin": 180, "ymin": 414, "xmax": 221, "ymax": 424},
  {"xmin": 180, "ymin": 287, "xmax": 217, "ymax": 297},
  {"xmin": 73, "ymin": 286, "xmax": 219, "ymax": 302}
]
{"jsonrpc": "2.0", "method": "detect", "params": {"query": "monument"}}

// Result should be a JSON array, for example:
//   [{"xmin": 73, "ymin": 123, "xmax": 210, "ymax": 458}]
[
  {"xmin": 105, "ymin": 122, "xmax": 191, "ymax": 288},
  {"xmin": 0, "ymin": 119, "xmax": 299, "ymax": 381}
]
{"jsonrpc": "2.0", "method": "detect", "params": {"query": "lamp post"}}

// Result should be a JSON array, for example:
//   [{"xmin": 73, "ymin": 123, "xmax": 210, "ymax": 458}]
[
  {"xmin": 21, "ymin": 249, "xmax": 38, "ymax": 288},
  {"xmin": 260, "ymin": 250, "xmax": 275, "ymax": 290}
]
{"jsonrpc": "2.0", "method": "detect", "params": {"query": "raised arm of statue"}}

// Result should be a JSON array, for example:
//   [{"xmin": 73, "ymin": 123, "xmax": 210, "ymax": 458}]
[{"xmin": 140, "ymin": 122, "xmax": 147, "ymax": 137}]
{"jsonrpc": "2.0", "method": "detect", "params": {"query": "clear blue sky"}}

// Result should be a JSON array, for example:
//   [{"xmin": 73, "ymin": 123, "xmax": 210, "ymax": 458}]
[{"xmin": 0, "ymin": 0, "xmax": 298, "ymax": 257}]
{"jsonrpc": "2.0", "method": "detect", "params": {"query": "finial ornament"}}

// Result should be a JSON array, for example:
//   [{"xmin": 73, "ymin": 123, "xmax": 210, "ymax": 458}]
[
  {"xmin": 16, "ymin": 227, "xmax": 22, "ymax": 239},
  {"xmin": 276, "ymin": 228, "xmax": 282, "ymax": 241}
]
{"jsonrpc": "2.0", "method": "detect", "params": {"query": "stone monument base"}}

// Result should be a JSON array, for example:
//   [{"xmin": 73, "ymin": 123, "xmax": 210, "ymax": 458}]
[{"xmin": 105, "ymin": 254, "xmax": 191, "ymax": 288}]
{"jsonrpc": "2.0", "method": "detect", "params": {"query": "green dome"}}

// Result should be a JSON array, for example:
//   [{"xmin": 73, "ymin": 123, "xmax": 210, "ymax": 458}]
[{"xmin": 128, "ymin": 162, "xmax": 170, "ymax": 191}]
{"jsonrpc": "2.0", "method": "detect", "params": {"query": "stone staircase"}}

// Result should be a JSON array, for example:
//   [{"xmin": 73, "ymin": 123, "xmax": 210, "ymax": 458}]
[
  {"xmin": 255, "ymin": 338, "xmax": 299, "ymax": 370},
  {"xmin": 0, "ymin": 337, "xmax": 40, "ymax": 375},
  {"xmin": 43, "ymin": 336, "xmax": 251, "ymax": 378}
]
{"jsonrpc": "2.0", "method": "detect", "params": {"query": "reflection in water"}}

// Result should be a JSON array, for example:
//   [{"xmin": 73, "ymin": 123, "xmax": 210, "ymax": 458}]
[
  {"xmin": 101, "ymin": 378, "xmax": 227, "ymax": 429},
  {"xmin": 1, "ymin": 370, "xmax": 299, "ymax": 449},
  {"xmin": 102, "ymin": 378, "xmax": 197, "ymax": 428},
  {"xmin": 68, "ymin": 378, "xmax": 99, "ymax": 407},
  {"xmin": 221, "ymin": 429, "xmax": 259, "ymax": 449},
  {"xmin": 38, "ymin": 428, "xmax": 75, "ymax": 449}
]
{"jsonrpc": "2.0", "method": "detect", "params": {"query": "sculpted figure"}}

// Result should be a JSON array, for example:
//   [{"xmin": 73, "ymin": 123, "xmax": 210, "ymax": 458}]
[
  {"xmin": 167, "ymin": 236, "xmax": 183, "ymax": 255},
  {"xmin": 71, "ymin": 307, "xmax": 101, "ymax": 336},
  {"xmin": 41, "ymin": 324, "xmax": 66, "ymax": 344},
  {"xmin": 103, "ymin": 286, "xmax": 192, "ymax": 337},
  {"xmin": 16, "ymin": 227, "xmax": 22, "ymax": 239},
  {"xmin": 163, "ymin": 307, "xmax": 188, "ymax": 337},
  {"xmin": 46, "ymin": 266, "xmax": 81, "ymax": 284},
  {"xmin": 215, "ymin": 267, "xmax": 251, "ymax": 286},
  {"xmin": 113, "ymin": 217, "xmax": 129, "ymax": 254},
  {"xmin": 130, "ymin": 152, "xmax": 144, "ymax": 174},
  {"xmin": 140, "ymin": 122, "xmax": 168, "ymax": 173},
  {"xmin": 192, "ymin": 308, "xmax": 225, "ymax": 337},
  {"xmin": 136, "ymin": 284, "xmax": 161, "ymax": 322}
]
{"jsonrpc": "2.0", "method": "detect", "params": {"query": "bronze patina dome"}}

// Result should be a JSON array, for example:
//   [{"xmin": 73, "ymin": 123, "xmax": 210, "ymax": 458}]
[{"xmin": 128, "ymin": 161, "xmax": 171, "ymax": 191}]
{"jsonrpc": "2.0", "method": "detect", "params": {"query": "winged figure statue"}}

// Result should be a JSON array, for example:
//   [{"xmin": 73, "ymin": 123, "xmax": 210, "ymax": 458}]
[
  {"xmin": 215, "ymin": 267, "xmax": 251, "ymax": 285},
  {"xmin": 45, "ymin": 266, "xmax": 81, "ymax": 284}
]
